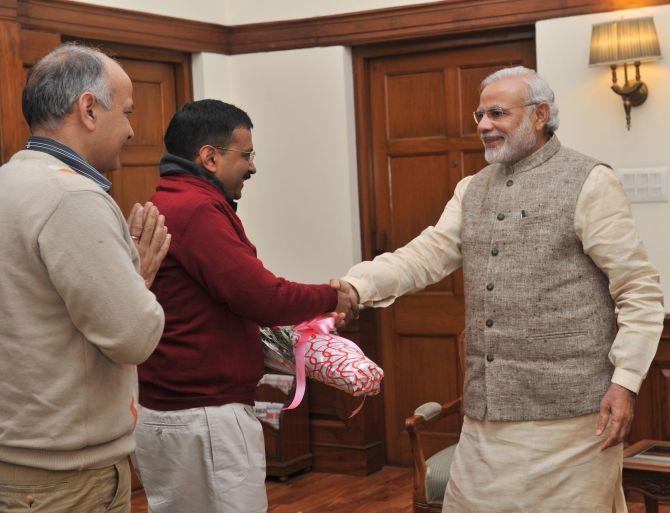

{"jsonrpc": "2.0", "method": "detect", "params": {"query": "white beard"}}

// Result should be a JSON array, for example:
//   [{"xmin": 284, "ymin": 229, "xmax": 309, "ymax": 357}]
[{"xmin": 483, "ymin": 114, "xmax": 537, "ymax": 164}]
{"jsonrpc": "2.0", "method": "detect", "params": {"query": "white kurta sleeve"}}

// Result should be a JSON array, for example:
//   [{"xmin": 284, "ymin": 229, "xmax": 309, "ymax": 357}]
[
  {"xmin": 343, "ymin": 175, "xmax": 472, "ymax": 307},
  {"xmin": 575, "ymin": 165, "xmax": 664, "ymax": 393}
]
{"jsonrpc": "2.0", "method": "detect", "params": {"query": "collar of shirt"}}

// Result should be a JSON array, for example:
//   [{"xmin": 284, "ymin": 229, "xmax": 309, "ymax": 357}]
[{"xmin": 25, "ymin": 136, "xmax": 112, "ymax": 192}]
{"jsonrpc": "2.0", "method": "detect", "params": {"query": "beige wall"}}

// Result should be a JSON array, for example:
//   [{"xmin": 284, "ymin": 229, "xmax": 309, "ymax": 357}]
[
  {"xmin": 224, "ymin": 0, "xmax": 441, "ymax": 25},
  {"xmin": 192, "ymin": 48, "xmax": 361, "ymax": 283},
  {"xmin": 64, "ymin": 0, "xmax": 226, "ymax": 23},
  {"xmin": 66, "ymin": 0, "xmax": 439, "ymax": 24},
  {"xmin": 537, "ymin": 5, "xmax": 670, "ymax": 310}
]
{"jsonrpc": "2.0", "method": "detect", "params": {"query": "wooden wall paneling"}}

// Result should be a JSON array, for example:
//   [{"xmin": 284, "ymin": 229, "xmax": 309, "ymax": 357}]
[
  {"xmin": 629, "ymin": 316, "xmax": 670, "ymax": 444},
  {"xmin": 19, "ymin": 27, "xmax": 60, "ymax": 65},
  {"xmin": 255, "ymin": 381, "xmax": 312, "ymax": 478},
  {"xmin": 0, "ymin": 0, "xmax": 17, "ymax": 22},
  {"xmin": 0, "ymin": 21, "xmax": 24, "ymax": 164},
  {"xmin": 0, "ymin": 23, "xmax": 59, "ymax": 164}
]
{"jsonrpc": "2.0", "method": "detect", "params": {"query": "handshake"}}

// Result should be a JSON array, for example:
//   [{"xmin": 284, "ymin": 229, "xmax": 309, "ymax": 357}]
[{"xmin": 329, "ymin": 278, "xmax": 360, "ymax": 328}]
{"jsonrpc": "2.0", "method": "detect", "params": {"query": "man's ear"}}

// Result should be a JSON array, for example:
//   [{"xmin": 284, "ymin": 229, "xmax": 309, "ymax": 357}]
[
  {"xmin": 77, "ymin": 92, "xmax": 97, "ymax": 131},
  {"xmin": 197, "ymin": 145, "xmax": 218, "ymax": 174},
  {"xmin": 534, "ymin": 102, "xmax": 550, "ymax": 132}
]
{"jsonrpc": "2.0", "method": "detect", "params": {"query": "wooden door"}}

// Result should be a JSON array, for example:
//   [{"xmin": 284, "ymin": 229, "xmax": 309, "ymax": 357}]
[
  {"xmin": 0, "ymin": 25, "xmax": 62, "ymax": 163},
  {"xmin": 0, "ymin": 27, "xmax": 191, "ymax": 216},
  {"xmin": 92, "ymin": 44, "xmax": 192, "ymax": 217},
  {"xmin": 364, "ymin": 38, "xmax": 535, "ymax": 464}
]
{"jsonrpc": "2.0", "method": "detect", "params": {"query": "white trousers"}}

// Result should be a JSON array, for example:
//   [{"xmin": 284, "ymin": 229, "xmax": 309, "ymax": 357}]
[
  {"xmin": 133, "ymin": 403, "xmax": 267, "ymax": 513},
  {"xmin": 442, "ymin": 413, "xmax": 627, "ymax": 513}
]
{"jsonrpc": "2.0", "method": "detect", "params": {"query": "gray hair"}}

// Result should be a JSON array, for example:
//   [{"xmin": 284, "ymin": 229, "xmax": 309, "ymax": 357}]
[
  {"xmin": 480, "ymin": 66, "xmax": 559, "ymax": 136},
  {"xmin": 22, "ymin": 43, "xmax": 114, "ymax": 131}
]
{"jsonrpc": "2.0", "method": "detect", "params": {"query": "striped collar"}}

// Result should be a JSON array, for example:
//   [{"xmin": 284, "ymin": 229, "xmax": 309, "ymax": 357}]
[{"xmin": 25, "ymin": 136, "xmax": 112, "ymax": 192}]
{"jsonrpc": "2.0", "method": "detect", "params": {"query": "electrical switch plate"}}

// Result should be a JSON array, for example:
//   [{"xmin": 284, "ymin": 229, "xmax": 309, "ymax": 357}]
[{"xmin": 617, "ymin": 167, "xmax": 668, "ymax": 203}]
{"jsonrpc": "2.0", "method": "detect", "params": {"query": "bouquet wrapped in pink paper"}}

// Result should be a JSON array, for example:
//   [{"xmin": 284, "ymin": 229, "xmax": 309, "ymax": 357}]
[{"xmin": 260, "ymin": 315, "xmax": 383, "ymax": 414}]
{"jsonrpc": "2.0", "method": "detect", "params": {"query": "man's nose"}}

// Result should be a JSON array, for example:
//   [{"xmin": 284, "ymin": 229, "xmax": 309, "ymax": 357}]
[
  {"xmin": 249, "ymin": 160, "xmax": 257, "ymax": 174},
  {"xmin": 477, "ymin": 115, "xmax": 494, "ymax": 135}
]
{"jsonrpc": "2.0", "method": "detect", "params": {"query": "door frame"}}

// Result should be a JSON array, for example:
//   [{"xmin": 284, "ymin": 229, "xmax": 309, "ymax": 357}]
[
  {"xmin": 64, "ymin": 39, "xmax": 193, "ymax": 109},
  {"xmin": 351, "ymin": 27, "xmax": 536, "ymax": 461}
]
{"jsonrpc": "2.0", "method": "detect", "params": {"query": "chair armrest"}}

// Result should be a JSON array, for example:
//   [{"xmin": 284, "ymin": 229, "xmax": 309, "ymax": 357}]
[
  {"xmin": 405, "ymin": 396, "xmax": 462, "ymax": 504},
  {"xmin": 405, "ymin": 397, "xmax": 462, "ymax": 433}
]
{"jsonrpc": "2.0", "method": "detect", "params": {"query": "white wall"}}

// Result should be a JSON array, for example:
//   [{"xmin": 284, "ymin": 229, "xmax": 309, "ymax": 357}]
[
  {"xmin": 191, "ymin": 47, "xmax": 361, "ymax": 284},
  {"xmin": 538, "ymin": 6, "xmax": 670, "ymax": 311},
  {"xmin": 225, "ymin": 0, "xmax": 442, "ymax": 25},
  {"xmin": 67, "ymin": 0, "xmax": 440, "ymax": 25},
  {"xmin": 65, "ymin": 0, "xmax": 226, "ymax": 24}
]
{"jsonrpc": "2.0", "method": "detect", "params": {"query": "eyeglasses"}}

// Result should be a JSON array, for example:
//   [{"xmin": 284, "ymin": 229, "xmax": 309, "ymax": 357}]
[
  {"xmin": 212, "ymin": 145, "xmax": 255, "ymax": 163},
  {"xmin": 473, "ymin": 102, "xmax": 540, "ymax": 125}
]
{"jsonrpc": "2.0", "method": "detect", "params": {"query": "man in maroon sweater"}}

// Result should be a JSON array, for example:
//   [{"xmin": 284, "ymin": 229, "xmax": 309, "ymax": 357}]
[{"xmin": 134, "ymin": 100, "xmax": 350, "ymax": 513}]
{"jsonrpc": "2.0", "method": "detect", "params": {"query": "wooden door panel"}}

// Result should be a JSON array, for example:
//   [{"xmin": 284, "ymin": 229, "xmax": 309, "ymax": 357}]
[
  {"xmin": 388, "ymin": 154, "xmax": 450, "ymax": 249},
  {"xmin": 395, "ymin": 295, "xmax": 465, "ymax": 334},
  {"xmin": 386, "ymin": 70, "xmax": 448, "ymax": 140},
  {"xmin": 18, "ymin": 29, "xmax": 62, "ymax": 145},
  {"xmin": 107, "ymin": 165, "xmax": 166, "ymax": 217},
  {"xmin": 121, "ymin": 59, "xmax": 176, "ymax": 148},
  {"xmin": 94, "ymin": 49, "xmax": 184, "ymax": 217},
  {"xmin": 395, "ymin": 334, "xmax": 461, "ymax": 461},
  {"xmin": 657, "ymin": 367, "xmax": 670, "ymax": 440},
  {"xmin": 121, "ymin": 146, "xmax": 164, "ymax": 166},
  {"xmin": 368, "ymin": 37, "xmax": 536, "ymax": 464}
]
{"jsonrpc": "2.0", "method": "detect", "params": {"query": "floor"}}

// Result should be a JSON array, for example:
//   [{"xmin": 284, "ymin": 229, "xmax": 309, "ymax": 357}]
[{"xmin": 130, "ymin": 466, "xmax": 669, "ymax": 513}]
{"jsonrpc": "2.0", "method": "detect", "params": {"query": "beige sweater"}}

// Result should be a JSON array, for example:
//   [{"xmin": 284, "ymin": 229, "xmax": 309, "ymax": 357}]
[{"xmin": 0, "ymin": 150, "xmax": 164, "ymax": 470}]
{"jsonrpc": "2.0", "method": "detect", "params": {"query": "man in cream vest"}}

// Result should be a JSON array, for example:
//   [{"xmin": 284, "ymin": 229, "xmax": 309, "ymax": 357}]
[{"xmin": 336, "ymin": 67, "xmax": 664, "ymax": 512}]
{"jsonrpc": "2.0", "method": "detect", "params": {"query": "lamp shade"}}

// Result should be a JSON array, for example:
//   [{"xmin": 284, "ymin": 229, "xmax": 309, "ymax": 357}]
[{"xmin": 589, "ymin": 17, "xmax": 661, "ymax": 66}]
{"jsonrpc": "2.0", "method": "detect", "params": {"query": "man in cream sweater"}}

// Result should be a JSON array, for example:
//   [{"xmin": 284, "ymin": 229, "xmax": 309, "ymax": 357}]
[{"xmin": 0, "ymin": 44, "xmax": 168, "ymax": 513}]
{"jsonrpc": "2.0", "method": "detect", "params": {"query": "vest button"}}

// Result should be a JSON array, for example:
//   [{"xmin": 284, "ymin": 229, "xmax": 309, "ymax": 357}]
[
  {"xmin": 486, "ymin": 319, "xmax": 494, "ymax": 328},
  {"xmin": 496, "ymin": 213, "xmax": 505, "ymax": 221},
  {"xmin": 491, "ymin": 248, "xmax": 499, "ymax": 256},
  {"xmin": 486, "ymin": 282, "xmax": 494, "ymax": 291},
  {"xmin": 506, "ymin": 180, "xmax": 514, "ymax": 187},
  {"xmin": 486, "ymin": 354, "xmax": 495, "ymax": 362}
]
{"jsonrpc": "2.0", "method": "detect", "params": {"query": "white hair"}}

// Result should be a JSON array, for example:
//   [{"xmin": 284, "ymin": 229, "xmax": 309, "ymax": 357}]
[
  {"xmin": 480, "ymin": 66, "xmax": 559, "ymax": 136},
  {"xmin": 22, "ymin": 43, "xmax": 114, "ymax": 131}
]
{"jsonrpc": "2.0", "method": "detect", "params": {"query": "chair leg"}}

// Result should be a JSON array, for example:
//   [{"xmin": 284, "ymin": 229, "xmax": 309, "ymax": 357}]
[{"xmin": 643, "ymin": 495, "xmax": 659, "ymax": 513}]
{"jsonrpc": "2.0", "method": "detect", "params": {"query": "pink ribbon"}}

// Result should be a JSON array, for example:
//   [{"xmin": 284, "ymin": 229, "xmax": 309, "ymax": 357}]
[{"xmin": 283, "ymin": 315, "xmax": 366, "ymax": 418}]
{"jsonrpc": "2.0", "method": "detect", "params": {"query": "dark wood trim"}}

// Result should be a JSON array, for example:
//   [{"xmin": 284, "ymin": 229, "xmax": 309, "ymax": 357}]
[
  {"xmin": 0, "ymin": 0, "xmax": 17, "ymax": 23},
  {"xmin": 663, "ymin": 314, "xmax": 670, "ymax": 340},
  {"xmin": 3, "ymin": 0, "xmax": 670, "ymax": 56},
  {"xmin": 226, "ymin": 0, "xmax": 670, "ymax": 54},
  {"xmin": 16, "ymin": 0, "xmax": 229, "ymax": 53}
]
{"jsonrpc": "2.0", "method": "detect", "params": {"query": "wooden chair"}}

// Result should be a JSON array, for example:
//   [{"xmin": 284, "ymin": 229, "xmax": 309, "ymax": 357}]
[{"xmin": 405, "ymin": 330, "xmax": 466, "ymax": 513}]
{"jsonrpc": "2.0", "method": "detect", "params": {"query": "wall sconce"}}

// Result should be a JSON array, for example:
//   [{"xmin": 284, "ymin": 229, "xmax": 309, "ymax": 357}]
[{"xmin": 589, "ymin": 16, "xmax": 661, "ymax": 130}]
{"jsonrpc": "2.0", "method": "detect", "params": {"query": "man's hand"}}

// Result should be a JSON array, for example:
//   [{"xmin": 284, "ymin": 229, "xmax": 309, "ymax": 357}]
[
  {"xmin": 329, "ymin": 278, "xmax": 360, "ymax": 327},
  {"xmin": 126, "ymin": 202, "xmax": 171, "ymax": 289},
  {"xmin": 596, "ymin": 383, "xmax": 636, "ymax": 451}
]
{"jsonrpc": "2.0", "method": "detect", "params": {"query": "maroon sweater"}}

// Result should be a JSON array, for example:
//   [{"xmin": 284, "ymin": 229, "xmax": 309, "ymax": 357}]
[{"xmin": 138, "ymin": 175, "xmax": 337, "ymax": 410}]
